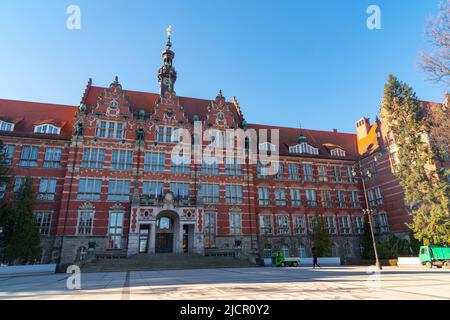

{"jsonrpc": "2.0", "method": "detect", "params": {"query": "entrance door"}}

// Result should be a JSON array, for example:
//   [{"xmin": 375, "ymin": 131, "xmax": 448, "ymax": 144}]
[
  {"xmin": 155, "ymin": 233, "xmax": 173, "ymax": 253},
  {"xmin": 138, "ymin": 225, "xmax": 149, "ymax": 253}
]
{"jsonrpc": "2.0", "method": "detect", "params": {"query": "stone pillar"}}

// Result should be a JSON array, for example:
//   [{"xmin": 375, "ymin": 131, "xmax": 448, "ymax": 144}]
[
  {"xmin": 177, "ymin": 223, "xmax": 184, "ymax": 253},
  {"xmin": 148, "ymin": 223, "xmax": 156, "ymax": 254}
]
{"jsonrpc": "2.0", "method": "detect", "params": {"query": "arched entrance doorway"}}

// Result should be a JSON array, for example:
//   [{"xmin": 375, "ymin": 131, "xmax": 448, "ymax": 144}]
[{"xmin": 155, "ymin": 211, "xmax": 178, "ymax": 254}]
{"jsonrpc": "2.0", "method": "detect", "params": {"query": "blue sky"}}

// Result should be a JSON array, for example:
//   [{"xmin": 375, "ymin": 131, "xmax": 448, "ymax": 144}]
[{"xmin": 0, "ymin": 0, "xmax": 446, "ymax": 133}]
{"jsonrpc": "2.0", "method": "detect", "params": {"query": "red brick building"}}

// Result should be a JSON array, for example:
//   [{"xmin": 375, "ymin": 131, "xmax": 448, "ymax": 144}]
[{"xmin": 0, "ymin": 36, "xmax": 447, "ymax": 264}]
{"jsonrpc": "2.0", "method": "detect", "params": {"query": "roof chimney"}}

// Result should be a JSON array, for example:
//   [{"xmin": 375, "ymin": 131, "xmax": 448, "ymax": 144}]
[{"xmin": 356, "ymin": 117, "xmax": 371, "ymax": 141}]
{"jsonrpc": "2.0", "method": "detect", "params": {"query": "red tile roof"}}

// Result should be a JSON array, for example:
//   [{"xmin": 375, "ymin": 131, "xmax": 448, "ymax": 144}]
[
  {"xmin": 247, "ymin": 123, "xmax": 358, "ymax": 160},
  {"xmin": 0, "ymin": 99, "xmax": 77, "ymax": 139}
]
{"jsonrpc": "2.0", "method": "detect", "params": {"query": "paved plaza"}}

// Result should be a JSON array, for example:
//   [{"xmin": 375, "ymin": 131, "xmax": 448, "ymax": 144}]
[{"xmin": 1, "ymin": 266, "xmax": 449, "ymax": 300}]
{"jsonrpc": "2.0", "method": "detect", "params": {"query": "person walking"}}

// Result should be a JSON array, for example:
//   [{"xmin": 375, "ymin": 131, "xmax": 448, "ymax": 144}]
[{"xmin": 312, "ymin": 246, "xmax": 321, "ymax": 269}]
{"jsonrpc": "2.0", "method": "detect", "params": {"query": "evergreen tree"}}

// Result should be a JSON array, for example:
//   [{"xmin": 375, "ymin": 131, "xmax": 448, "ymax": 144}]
[
  {"xmin": 362, "ymin": 220, "xmax": 375, "ymax": 260},
  {"xmin": 311, "ymin": 216, "xmax": 331, "ymax": 257},
  {"xmin": 381, "ymin": 74, "xmax": 450, "ymax": 244},
  {"xmin": 2, "ymin": 177, "xmax": 41, "ymax": 265}
]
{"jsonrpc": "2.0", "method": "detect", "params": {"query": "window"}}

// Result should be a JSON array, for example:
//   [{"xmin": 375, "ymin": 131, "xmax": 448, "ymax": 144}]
[
  {"xmin": 202, "ymin": 156, "xmax": 219, "ymax": 175},
  {"xmin": 275, "ymin": 163, "xmax": 284, "ymax": 180},
  {"xmin": 78, "ymin": 179, "xmax": 102, "ymax": 200},
  {"xmin": 225, "ymin": 157, "xmax": 242, "ymax": 176},
  {"xmin": 170, "ymin": 155, "xmax": 190, "ymax": 174},
  {"xmin": 321, "ymin": 190, "xmax": 332, "ymax": 208},
  {"xmin": 144, "ymin": 152, "xmax": 165, "ymax": 172},
  {"xmin": 259, "ymin": 215, "xmax": 273, "ymax": 235},
  {"xmin": 302, "ymin": 163, "xmax": 314, "ymax": 181},
  {"xmin": 290, "ymin": 189, "xmax": 302, "ymax": 207},
  {"xmin": 350, "ymin": 191, "xmax": 360, "ymax": 208},
  {"xmin": 299, "ymin": 245, "xmax": 307, "ymax": 258},
  {"xmin": 281, "ymin": 245, "xmax": 290, "ymax": 258},
  {"xmin": 375, "ymin": 187, "xmax": 383, "ymax": 205},
  {"xmin": 225, "ymin": 185, "xmax": 243, "ymax": 205},
  {"xmin": 230, "ymin": 213, "xmax": 241, "ymax": 235},
  {"xmin": 257, "ymin": 161, "xmax": 269, "ymax": 179},
  {"xmin": 347, "ymin": 167, "xmax": 356, "ymax": 183},
  {"xmin": 44, "ymin": 148, "xmax": 62, "ymax": 168},
  {"xmin": 367, "ymin": 189, "xmax": 375, "ymax": 208},
  {"xmin": 288, "ymin": 164, "xmax": 299, "ymax": 180},
  {"xmin": 107, "ymin": 180, "xmax": 131, "ymax": 201},
  {"xmin": 204, "ymin": 212, "xmax": 217, "ymax": 248},
  {"xmin": 305, "ymin": 189, "xmax": 317, "ymax": 207},
  {"xmin": 108, "ymin": 212, "xmax": 124, "ymax": 249},
  {"xmin": 82, "ymin": 148, "xmax": 105, "ymax": 169},
  {"xmin": 156, "ymin": 126, "xmax": 181, "ymax": 143},
  {"xmin": 77, "ymin": 210, "xmax": 94, "ymax": 235},
  {"xmin": 259, "ymin": 142, "xmax": 276, "ymax": 152},
  {"xmin": 318, "ymin": 165, "xmax": 328, "ymax": 181},
  {"xmin": 19, "ymin": 146, "xmax": 39, "ymax": 167},
  {"xmin": 275, "ymin": 188, "xmax": 286, "ymax": 206},
  {"xmin": 198, "ymin": 184, "xmax": 220, "ymax": 204},
  {"xmin": 0, "ymin": 182, "xmax": 6, "ymax": 199},
  {"xmin": 289, "ymin": 143, "xmax": 319, "ymax": 155},
  {"xmin": 142, "ymin": 181, "xmax": 164, "ymax": 198},
  {"xmin": 339, "ymin": 216, "xmax": 351, "ymax": 235},
  {"xmin": 330, "ymin": 148, "xmax": 346, "ymax": 157},
  {"xmin": 78, "ymin": 247, "xmax": 88, "ymax": 261},
  {"xmin": 333, "ymin": 166, "xmax": 342, "ymax": 182},
  {"xmin": 308, "ymin": 215, "xmax": 318, "ymax": 231},
  {"xmin": 258, "ymin": 187, "xmax": 270, "ymax": 206},
  {"xmin": 336, "ymin": 190, "xmax": 346, "ymax": 208},
  {"xmin": 170, "ymin": 183, "xmax": 190, "ymax": 199},
  {"xmin": 14, "ymin": 177, "xmax": 25, "ymax": 192},
  {"xmin": 35, "ymin": 211, "xmax": 52, "ymax": 235},
  {"xmin": 34, "ymin": 124, "xmax": 60, "ymax": 135},
  {"xmin": 324, "ymin": 216, "xmax": 337, "ymax": 235},
  {"xmin": 96, "ymin": 121, "xmax": 125, "ymax": 139},
  {"xmin": 38, "ymin": 179, "xmax": 57, "ymax": 201},
  {"xmin": 0, "ymin": 120, "xmax": 14, "ymax": 132},
  {"xmin": 293, "ymin": 215, "xmax": 306, "ymax": 235},
  {"xmin": 277, "ymin": 215, "xmax": 290, "ymax": 235},
  {"xmin": 378, "ymin": 213, "xmax": 389, "ymax": 233},
  {"xmin": 2, "ymin": 144, "xmax": 14, "ymax": 166},
  {"xmin": 352, "ymin": 216, "xmax": 364, "ymax": 234},
  {"xmin": 111, "ymin": 150, "xmax": 133, "ymax": 170},
  {"xmin": 264, "ymin": 246, "xmax": 273, "ymax": 258}
]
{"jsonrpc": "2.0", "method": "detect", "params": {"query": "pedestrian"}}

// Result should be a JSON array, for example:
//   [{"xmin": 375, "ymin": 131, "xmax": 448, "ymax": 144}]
[{"xmin": 312, "ymin": 247, "xmax": 321, "ymax": 269}]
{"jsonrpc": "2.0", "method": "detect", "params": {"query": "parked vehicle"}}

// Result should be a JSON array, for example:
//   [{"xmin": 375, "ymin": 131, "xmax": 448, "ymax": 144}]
[
  {"xmin": 273, "ymin": 252, "xmax": 300, "ymax": 267},
  {"xmin": 419, "ymin": 246, "xmax": 450, "ymax": 269}
]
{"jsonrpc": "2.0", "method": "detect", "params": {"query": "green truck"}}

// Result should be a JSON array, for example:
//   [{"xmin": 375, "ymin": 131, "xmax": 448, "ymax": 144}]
[{"xmin": 419, "ymin": 246, "xmax": 450, "ymax": 269}]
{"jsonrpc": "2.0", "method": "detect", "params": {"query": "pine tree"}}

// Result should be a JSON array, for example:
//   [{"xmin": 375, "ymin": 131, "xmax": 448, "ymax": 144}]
[
  {"xmin": 381, "ymin": 74, "xmax": 450, "ymax": 244},
  {"xmin": 311, "ymin": 216, "xmax": 332, "ymax": 257},
  {"xmin": 2, "ymin": 177, "xmax": 41, "ymax": 265}
]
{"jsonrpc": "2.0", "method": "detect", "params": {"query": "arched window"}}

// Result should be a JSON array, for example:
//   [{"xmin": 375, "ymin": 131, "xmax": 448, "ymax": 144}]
[{"xmin": 34, "ymin": 124, "xmax": 61, "ymax": 135}]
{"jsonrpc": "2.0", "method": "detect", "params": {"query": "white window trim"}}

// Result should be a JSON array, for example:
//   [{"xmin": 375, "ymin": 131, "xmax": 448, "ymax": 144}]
[
  {"xmin": 330, "ymin": 148, "xmax": 346, "ymax": 157},
  {"xmin": 259, "ymin": 142, "xmax": 277, "ymax": 152},
  {"xmin": 289, "ymin": 143, "xmax": 319, "ymax": 155},
  {"xmin": 76, "ymin": 210, "xmax": 95, "ymax": 236},
  {"xmin": 34, "ymin": 124, "xmax": 61, "ymax": 135},
  {"xmin": 0, "ymin": 120, "xmax": 14, "ymax": 132}
]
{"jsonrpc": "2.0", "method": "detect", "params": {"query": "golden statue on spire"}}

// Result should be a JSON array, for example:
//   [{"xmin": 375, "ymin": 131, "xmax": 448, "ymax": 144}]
[{"xmin": 166, "ymin": 25, "xmax": 173, "ymax": 38}]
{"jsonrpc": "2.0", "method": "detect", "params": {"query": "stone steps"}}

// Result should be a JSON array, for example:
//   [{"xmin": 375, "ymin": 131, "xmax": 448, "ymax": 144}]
[{"xmin": 81, "ymin": 253, "xmax": 257, "ymax": 272}]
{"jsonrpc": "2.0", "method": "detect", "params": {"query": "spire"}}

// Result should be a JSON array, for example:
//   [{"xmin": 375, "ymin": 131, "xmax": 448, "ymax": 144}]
[{"xmin": 158, "ymin": 26, "xmax": 177, "ymax": 95}]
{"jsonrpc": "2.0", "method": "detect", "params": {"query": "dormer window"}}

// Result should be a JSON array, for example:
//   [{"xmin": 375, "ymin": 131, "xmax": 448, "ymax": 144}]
[
  {"xmin": 34, "ymin": 124, "xmax": 60, "ymax": 135},
  {"xmin": 0, "ymin": 120, "xmax": 14, "ymax": 132},
  {"xmin": 289, "ymin": 143, "xmax": 319, "ymax": 155},
  {"xmin": 259, "ymin": 142, "xmax": 276, "ymax": 152},
  {"xmin": 330, "ymin": 148, "xmax": 346, "ymax": 157}
]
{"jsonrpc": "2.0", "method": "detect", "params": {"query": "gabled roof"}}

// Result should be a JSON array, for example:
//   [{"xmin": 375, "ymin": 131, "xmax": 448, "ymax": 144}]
[
  {"xmin": 0, "ymin": 99, "xmax": 77, "ymax": 139},
  {"xmin": 247, "ymin": 123, "xmax": 358, "ymax": 160}
]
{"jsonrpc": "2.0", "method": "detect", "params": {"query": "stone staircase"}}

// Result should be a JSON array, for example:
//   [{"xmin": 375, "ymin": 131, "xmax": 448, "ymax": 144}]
[{"xmin": 81, "ymin": 253, "xmax": 258, "ymax": 273}]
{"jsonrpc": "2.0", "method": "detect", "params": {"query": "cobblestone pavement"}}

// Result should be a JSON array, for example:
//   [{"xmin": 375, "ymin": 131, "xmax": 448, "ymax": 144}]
[{"xmin": 1, "ymin": 266, "xmax": 449, "ymax": 300}]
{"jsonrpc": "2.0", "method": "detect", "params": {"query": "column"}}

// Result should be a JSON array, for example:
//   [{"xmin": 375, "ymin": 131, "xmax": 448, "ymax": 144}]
[
  {"xmin": 148, "ymin": 223, "xmax": 156, "ymax": 254},
  {"xmin": 178, "ymin": 223, "xmax": 184, "ymax": 253}
]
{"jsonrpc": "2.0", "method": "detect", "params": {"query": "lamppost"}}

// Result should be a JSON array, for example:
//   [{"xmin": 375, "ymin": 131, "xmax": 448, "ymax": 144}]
[{"xmin": 352, "ymin": 162, "xmax": 382, "ymax": 270}]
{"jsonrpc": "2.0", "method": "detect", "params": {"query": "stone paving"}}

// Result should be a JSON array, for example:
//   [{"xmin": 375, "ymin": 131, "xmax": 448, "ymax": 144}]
[{"xmin": 1, "ymin": 266, "xmax": 450, "ymax": 300}]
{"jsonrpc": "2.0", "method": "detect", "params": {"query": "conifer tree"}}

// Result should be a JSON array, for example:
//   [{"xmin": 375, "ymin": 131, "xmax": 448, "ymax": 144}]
[
  {"xmin": 311, "ymin": 216, "xmax": 332, "ymax": 257},
  {"xmin": 2, "ymin": 177, "xmax": 41, "ymax": 264},
  {"xmin": 381, "ymin": 74, "xmax": 450, "ymax": 244}
]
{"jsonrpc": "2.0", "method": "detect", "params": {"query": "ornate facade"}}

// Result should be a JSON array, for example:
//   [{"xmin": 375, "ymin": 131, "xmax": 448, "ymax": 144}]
[{"xmin": 1, "ymin": 34, "xmax": 446, "ymax": 265}]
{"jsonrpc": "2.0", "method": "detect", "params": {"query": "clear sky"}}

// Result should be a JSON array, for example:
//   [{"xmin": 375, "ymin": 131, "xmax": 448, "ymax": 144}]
[{"xmin": 0, "ymin": 0, "xmax": 447, "ymax": 133}]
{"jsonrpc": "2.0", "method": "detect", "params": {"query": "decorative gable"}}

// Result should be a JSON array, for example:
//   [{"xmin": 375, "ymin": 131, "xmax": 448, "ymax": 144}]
[
  {"xmin": 94, "ymin": 77, "xmax": 132, "ymax": 118},
  {"xmin": 205, "ymin": 90, "xmax": 239, "ymax": 129}
]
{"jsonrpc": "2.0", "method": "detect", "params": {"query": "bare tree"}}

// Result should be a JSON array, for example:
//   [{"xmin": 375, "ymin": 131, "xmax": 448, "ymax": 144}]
[{"xmin": 419, "ymin": 0, "xmax": 450, "ymax": 85}]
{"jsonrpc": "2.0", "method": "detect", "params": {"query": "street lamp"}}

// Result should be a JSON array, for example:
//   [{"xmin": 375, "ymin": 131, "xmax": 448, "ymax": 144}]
[{"xmin": 352, "ymin": 163, "xmax": 383, "ymax": 270}]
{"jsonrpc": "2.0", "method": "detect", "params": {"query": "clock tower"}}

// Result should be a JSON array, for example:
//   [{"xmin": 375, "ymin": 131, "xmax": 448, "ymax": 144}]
[{"xmin": 157, "ymin": 26, "xmax": 177, "ymax": 96}]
